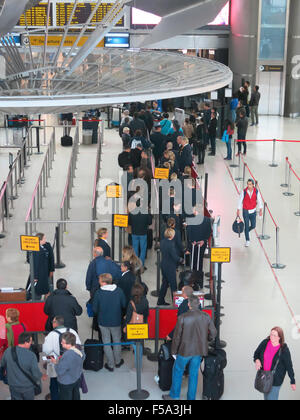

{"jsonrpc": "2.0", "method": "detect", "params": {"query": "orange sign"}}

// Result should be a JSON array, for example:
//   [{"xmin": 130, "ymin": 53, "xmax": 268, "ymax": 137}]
[
  {"xmin": 113, "ymin": 214, "xmax": 128, "ymax": 228},
  {"xmin": 154, "ymin": 168, "xmax": 169, "ymax": 180},
  {"xmin": 20, "ymin": 235, "xmax": 40, "ymax": 252},
  {"xmin": 106, "ymin": 185, "xmax": 122, "ymax": 198},
  {"xmin": 211, "ymin": 248, "xmax": 231, "ymax": 263}
]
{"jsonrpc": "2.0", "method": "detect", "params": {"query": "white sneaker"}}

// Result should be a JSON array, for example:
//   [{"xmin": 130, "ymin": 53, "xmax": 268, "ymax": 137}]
[
  {"xmin": 154, "ymin": 375, "xmax": 159, "ymax": 384},
  {"xmin": 245, "ymin": 241, "xmax": 250, "ymax": 247}
]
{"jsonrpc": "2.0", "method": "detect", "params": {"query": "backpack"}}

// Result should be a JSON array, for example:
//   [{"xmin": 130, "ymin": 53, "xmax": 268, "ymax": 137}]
[
  {"xmin": 129, "ymin": 301, "xmax": 144, "ymax": 324},
  {"xmin": 54, "ymin": 328, "xmax": 70, "ymax": 356},
  {"xmin": 131, "ymin": 139, "xmax": 142, "ymax": 149}
]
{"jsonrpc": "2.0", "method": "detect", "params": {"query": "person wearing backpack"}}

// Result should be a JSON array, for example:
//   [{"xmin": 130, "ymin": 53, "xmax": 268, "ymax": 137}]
[
  {"xmin": 237, "ymin": 179, "xmax": 263, "ymax": 247},
  {"xmin": 42, "ymin": 316, "xmax": 81, "ymax": 400},
  {"xmin": 254, "ymin": 327, "xmax": 296, "ymax": 400},
  {"xmin": 5, "ymin": 308, "xmax": 27, "ymax": 347}
]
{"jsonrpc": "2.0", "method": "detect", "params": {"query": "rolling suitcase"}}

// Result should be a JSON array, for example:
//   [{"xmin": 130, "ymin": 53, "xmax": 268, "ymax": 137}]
[
  {"xmin": 179, "ymin": 244, "xmax": 202, "ymax": 290},
  {"xmin": 157, "ymin": 341, "xmax": 174, "ymax": 391},
  {"xmin": 61, "ymin": 135, "xmax": 73, "ymax": 147},
  {"xmin": 83, "ymin": 338, "xmax": 104, "ymax": 372},
  {"xmin": 201, "ymin": 348, "xmax": 227, "ymax": 400}
]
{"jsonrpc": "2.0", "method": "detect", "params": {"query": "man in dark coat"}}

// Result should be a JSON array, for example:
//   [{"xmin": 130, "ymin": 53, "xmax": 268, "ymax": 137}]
[
  {"xmin": 117, "ymin": 261, "xmax": 136, "ymax": 308},
  {"xmin": 208, "ymin": 111, "xmax": 218, "ymax": 156},
  {"xmin": 177, "ymin": 137, "xmax": 193, "ymax": 173},
  {"xmin": 118, "ymin": 145, "xmax": 132, "ymax": 170},
  {"xmin": 44, "ymin": 279, "xmax": 83, "ymax": 332},
  {"xmin": 186, "ymin": 205, "xmax": 212, "ymax": 283},
  {"xmin": 129, "ymin": 112, "xmax": 147, "ymax": 137},
  {"xmin": 26, "ymin": 233, "xmax": 55, "ymax": 300},
  {"xmin": 85, "ymin": 247, "xmax": 122, "ymax": 298},
  {"xmin": 150, "ymin": 123, "xmax": 167, "ymax": 166}
]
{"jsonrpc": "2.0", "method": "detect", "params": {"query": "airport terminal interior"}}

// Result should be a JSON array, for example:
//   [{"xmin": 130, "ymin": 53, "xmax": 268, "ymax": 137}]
[{"xmin": 0, "ymin": 0, "xmax": 299, "ymax": 401}]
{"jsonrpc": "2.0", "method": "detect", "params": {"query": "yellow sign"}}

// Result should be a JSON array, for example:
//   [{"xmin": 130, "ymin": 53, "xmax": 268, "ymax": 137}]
[
  {"xmin": 211, "ymin": 248, "xmax": 231, "ymax": 263},
  {"xmin": 106, "ymin": 185, "xmax": 122, "ymax": 198},
  {"xmin": 113, "ymin": 214, "xmax": 128, "ymax": 228},
  {"xmin": 127, "ymin": 324, "xmax": 149, "ymax": 340},
  {"xmin": 20, "ymin": 235, "xmax": 40, "ymax": 252},
  {"xmin": 154, "ymin": 168, "xmax": 169, "ymax": 180},
  {"xmin": 27, "ymin": 35, "xmax": 105, "ymax": 48}
]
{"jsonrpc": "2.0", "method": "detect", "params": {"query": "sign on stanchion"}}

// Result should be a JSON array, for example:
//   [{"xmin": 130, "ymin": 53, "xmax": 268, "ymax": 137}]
[
  {"xmin": 154, "ymin": 168, "xmax": 169, "ymax": 180},
  {"xmin": 20, "ymin": 235, "xmax": 40, "ymax": 301},
  {"xmin": 127, "ymin": 324, "xmax": 150, "ymax": 400}
]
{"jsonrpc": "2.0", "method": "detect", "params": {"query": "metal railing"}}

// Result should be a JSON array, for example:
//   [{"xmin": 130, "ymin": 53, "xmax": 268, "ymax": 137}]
[
  {"xmin": 0, "ymin": 140, "xmax": 29, "ymax": 236},
  {"xmin": 91, "ymin": 120, "xmax": 104, "ymax": 257},
  {"xmin": 59, "ymin": 126, "xmax": 80, "ymax": 247},
  {"xmin": 25, "ymin": 131, "xmax": 56, "ymax": 236}
]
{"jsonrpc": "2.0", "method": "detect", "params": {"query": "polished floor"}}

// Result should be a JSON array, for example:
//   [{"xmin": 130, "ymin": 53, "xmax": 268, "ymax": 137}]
[{"xmin": 0, "ymin": 114, "xmax": 299, "ymax": 400}]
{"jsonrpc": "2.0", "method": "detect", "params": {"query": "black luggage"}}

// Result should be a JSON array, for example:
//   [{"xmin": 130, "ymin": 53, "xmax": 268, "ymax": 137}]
[
  {"xmin": 201, "ymin": 349, "xmax": 227, "ymax": 400},
  {"xmin": 180, "ymin": 244, "xmax": 203, "ymax": 290},
  {"xmin": 61, "ymin": 135, "xmax": 73, "ymax": 147},
  {"xmin": 83, "ymin": 339, "xmax": 104, "ymax": 372},
  {"xmin": 157, "ymin": 341, "xmax": 174, "ymax": 391}
]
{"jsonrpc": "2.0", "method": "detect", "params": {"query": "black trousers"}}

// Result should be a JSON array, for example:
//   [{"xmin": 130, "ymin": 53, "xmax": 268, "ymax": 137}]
[
  {"xmin": 158, "ymin": 267, "xmax": 177, "ymax": 304},
  {"xmin": 195, "ymin": 143, "xmax": 205, "ymax": 164},
  {"xmin": 58, "ymin": 380, "xmax": 81, "ymax": 401}
]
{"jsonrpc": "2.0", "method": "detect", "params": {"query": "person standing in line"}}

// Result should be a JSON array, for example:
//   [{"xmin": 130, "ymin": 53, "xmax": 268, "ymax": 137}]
[
  {"xmin": 157, "ymin": 228, "xmax": 183, "ymax": 307},
  {"xmin": 250, "ymin": 85, "xmax": 261, "ymax": 126},
  {"xmin": 5, "ymin": 308, "xmax": 27, "ymax": 347},
  {"xmin": 118, "ymin": 261, "xmax": 136, "ymax": 309},
  {"xmin": 94, "ymin": 227, "xmax": 111, "ymax": 258},
  {"xmin": 92, "ymin": 273, "xmax": 126, "ymax": 372},
  {"xmin": 195, "ymin": 117, "xmax": 206, "ymax": 165},
  {"xmin": 26, "ymin": 232, "xmax": 55, "ymax": 300},
  {"xmin": 237, "ymin": 179, "xmax": 263, "ymax": 247},
  {"xmin": 50, "ymin": 332, "xmax": 84, "ymax": 400},
  {"xmin": 0, "ymin": 332, "xmax": 45, "ymax": 400},
  {"xmin": 42, "ymin": 316, "xmax": 81, "ymax": 401},
  {"xmin": 223, "ymin": 119, "xmax": 235, "ymax": 161},
  {"xmin": 254, "ymin": 327, "xmax": 296, "ymax": 400},
  {"xmin": 244, "ymin": 81, "xmax": 251, "ymax": 118},
  {"xmin": 208, "ymin": 110, "xmax": 218, "ymax": 156},
  {"xmin": 230, "ymin": 94, "xmax": 239, "ymax": 123},
  {"xmin": 162, "ymin": 296, "xmax": 217, "ymax": 400},
  {"xmin": 236, "ymin": 109, "xmax": 248, "ymax": 156},
  {"xmin": 44, "ymin": 279, "xmax": 83, "ymax": 333}
]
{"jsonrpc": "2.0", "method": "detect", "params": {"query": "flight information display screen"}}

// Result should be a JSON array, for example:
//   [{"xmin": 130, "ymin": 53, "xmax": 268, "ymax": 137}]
[
  {"xmin": 56, "ymin": 2, "xmax": 124, "ymax": 27},
  {"xmin": 17, "ymin": 2, "xmax": 53, "ymax": 26}
]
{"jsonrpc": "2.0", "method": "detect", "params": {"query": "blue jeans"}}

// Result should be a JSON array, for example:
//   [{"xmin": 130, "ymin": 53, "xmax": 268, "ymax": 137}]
[
  {"xmin": 264, "ymin": 386, "xmax": 281, "ymax": 400},
  {"xmin": 243, "ymin": 210, "xmax": 257, "ymax": 241},
  {"xmin": 132, "ymin": 234, "xmax": 147, "ymax": 266},
  {"xmin": 230, "ymin": 110, "xmax": 236, "ymax": 123},
  {"xmin": 169, "ymin": 355, "xmax": 202, "ymax": 400},
  {"xmin": 226, "ymin": 136, "xmax": 232, "ymax": 160}
]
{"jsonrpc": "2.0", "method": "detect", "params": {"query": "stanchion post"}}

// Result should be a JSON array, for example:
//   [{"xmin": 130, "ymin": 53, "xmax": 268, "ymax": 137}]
[
  {"xmin": 235, "ymin": 152, "xmax": 243, "ymax": 181},
  {"xmin": 271, "ymin": 227, "xmax": 286, "ymax": 270},
  {"xmin": 151, "ymin": 250, "xmax": 161, "ymax": 297},
  {"xmin": 230, "ymin": 139, "xmax": 239, "ymax": 168},
  {"xmin": 29, "ymin": 252, "xmax": 36, "ymax": 301},
  {"xmin": 258, "ymin": 202, "xmax": 270, "ymax": 240},
  {"xmin": 55, "ymin": 225, "xmax": 66, "ymax": 269},
  {"xmin": 129, "ymin": 341, "xmax": 150, "ymax": 400},
  {"xmin": 269, "ymin": 139, "xmax": 278, "ymax": 168},
  {"xmin": 295, "ymin": 184, "xmax": 300, "ymax": 217},
  {"xmin": 283, "ymin": 164, "xmax": 294, "ymax": 197},
  {"xmin": 204, "ymin": 173, "xmax": 208, "ymax": 208},
  {"xmin": 281, "ymin": 157, "xmax": 289, "ymax": 187},
  {"xmin": 215, "ymin": 263, "xmax": 226, "ymax": 349}
]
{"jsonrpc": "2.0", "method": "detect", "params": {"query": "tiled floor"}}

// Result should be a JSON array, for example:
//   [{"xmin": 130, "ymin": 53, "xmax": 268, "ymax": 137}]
[{"xmin": 0, "ymin": 114, "xmax": 299, "ymax": 400}]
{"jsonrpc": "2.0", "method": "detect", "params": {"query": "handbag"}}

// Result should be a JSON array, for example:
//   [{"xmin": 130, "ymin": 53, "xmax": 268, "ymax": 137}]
[
  {"xmin": 129, "ymin": 301, "xmax": 144, "ymax": 324},
  {"xmin": 11, "ymin": 347, "xmax": 42, "ymax": 396},
  {"xmin": 232, "ymin": 217, "xmax": 244, "ymax": 238},
  {"xmin": 254, "ymin": 350, "xmax": 282, "ymax": 394}
]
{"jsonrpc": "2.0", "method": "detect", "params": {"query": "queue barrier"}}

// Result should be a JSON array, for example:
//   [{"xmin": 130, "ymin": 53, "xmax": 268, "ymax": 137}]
[{"xmin": 281, "ymin": 158, "xmax": 300, "ymax": 217}]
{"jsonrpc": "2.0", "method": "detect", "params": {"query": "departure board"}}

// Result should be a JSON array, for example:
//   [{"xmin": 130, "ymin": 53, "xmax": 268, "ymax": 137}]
[
  {"xmin": 56, "ymin": 3, "xmax": 124, "ymax": 27},
  {"xmin": 17, "ymin": 3, "xmax": 53, "ymax": 27}
]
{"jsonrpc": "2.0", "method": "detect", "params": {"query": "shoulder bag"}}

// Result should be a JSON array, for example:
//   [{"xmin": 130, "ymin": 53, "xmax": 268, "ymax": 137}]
[
  {"xmin": 254, "ymin": 349, "xmax": 282, "ymax": 394},
  {"xmin": 11, "ymin": 347, "xmax": 42, "ymax": 396},
  {"xmin": 129, "ymin": 301, "xmax": 144, "ymax": 324}
]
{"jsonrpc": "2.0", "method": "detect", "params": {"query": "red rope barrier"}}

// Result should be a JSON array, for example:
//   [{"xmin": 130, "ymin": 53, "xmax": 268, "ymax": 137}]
[
  {"xmin": 236, "ymin": 138, "xmax": 300, "ymax": 143},
  {"xmin": 286, "ymin": 159, "xmax": 300, "ymax": 182}
]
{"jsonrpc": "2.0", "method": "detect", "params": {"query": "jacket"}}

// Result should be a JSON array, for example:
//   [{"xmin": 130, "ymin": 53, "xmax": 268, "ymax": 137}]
[
  {"xmin": 27, "ymin": 242, "xmax": 55, "ymax": 295},
  {"xmin": 42, "ymin": 327, "xmax": 81, "ymax": 378},
  {"xmin": 0, "ymin": 346, "xmax": 42, "ymax": 389},
  {"xmin": 178, "ymin": 144, "xmax": 193, "ymax": 173},
  {"xmin": 95, "ymin": 238, "xmax": 111, "ymax": 258},
  {"xmin": 186, "ymin": 216, "xmax": 212, "ymax": 249},
  {"xmin": 168, "ymin": 299, "xmax": 202, "ymax": 340},
  {"xmin": 150, "ymin": 132, "xmax": 167, "ymax": 161},
  {"xmin": 129, "ymin": 118, "xmax": 147, "ymax": 137},
  {"xmin": 44, "ymin": 289, "xmax": 83, "ymax": 332},
  {"xmin": 92, "ymin": 285, "xmax": 126, "ymax": 327},
  {"xmin": 172, "ymin": 309, "xmax": 217, "ymax": 357},
  {"xmin": 117, "ymin": 271, "xmax": 136, "ymax": 307},
  {"xmin": 160, "ymin": 238, "xmax": 181, "ymax": 272},
  {"xmin": 236, "ymin": 116, "xmax": 248, "ymax": 139},
  {"xmin": 118, "ymin": 151, "xmax": 132, "ymax": 170},
  {"xmin": 125, "ymin": 296, "xmax": 149, "ymax": 325},
  {"xmin": 249, "ymin": 91, "xmax": 261, "ymax": 107},
  {"xmin": 85, "ymin": 256, "xmax": 122, "ymax": 295},
  {"xmin": 55, "ymin": 347, "xmax": 84, "ymax": 385},
  {"xmin": 253, "ymin": 339, "xmax": 295, "ymax": 387}
]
